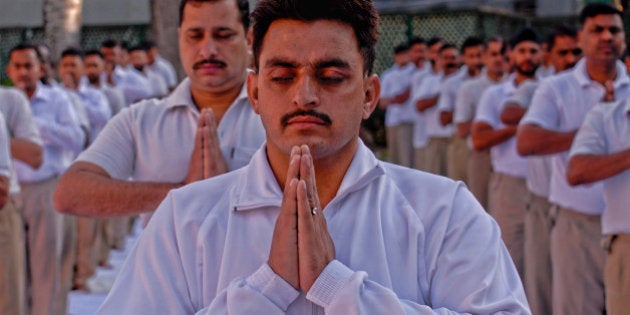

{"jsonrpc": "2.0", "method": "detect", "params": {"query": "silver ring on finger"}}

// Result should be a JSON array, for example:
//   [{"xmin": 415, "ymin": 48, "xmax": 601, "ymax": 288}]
[{"xmin": 311, "ymin": 207, "xmax": 318, "ymax": 216}]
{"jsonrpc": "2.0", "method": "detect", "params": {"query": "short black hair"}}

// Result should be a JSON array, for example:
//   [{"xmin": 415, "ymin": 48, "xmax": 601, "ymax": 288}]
[
  {"xmin": 251, "ymin": 0, "xmax": 379, "ymax": 74},
  {"xmin": 460, "ymin": 36, "xmax": 484, "ymax": 53},
  {"xmin": 9, "ymin": 42, "xmax": 44, "ymax": 64},
  {"xmin": 546, "ymin": 24, "xmax": 578, "ymax": 50},
  {"xmin": 84, "ymin": 50, "xmax": 104, "ymax": 59},
  {"xmin": 427, "ymin": 37, "xmax": 443, "ymax": 48},
  {"xmin": 408, "ymin": 36, "xmax": 425, "ymax": 47},
  {"xmin": 485, "ymin": 36, "xmax": 507, "ymax": 54},
  {"xmin": 509, "ymin": 28, "xmax": 541, "ymax": 49},
  {"xmin": 61, "ymin": 47, "xmax": 84, "ymax": 59},
  {"xmin": 579, "ymin": 3, "xmax": 623, "ymax": 25},
  {"xmin": 394, "ymin": 42, "xmax": 410, "ymax": 54},
  {"xmin": 128, "ymin": 45, "xmax": 148, "ymax": 53},
  {"xmin": 178, "ymin": 0, "xmax": 250, "ymax": 31},
  {"xmin": 439, "ymin": 43, "xmax": 457, "ymax": 54},
  {"xmin": 141, "ymin": 40, "xmax": 157, "ymax": 49},
  {"xmin": 101, "ymin": 39, "xmax": 120, "ymax": 49}
]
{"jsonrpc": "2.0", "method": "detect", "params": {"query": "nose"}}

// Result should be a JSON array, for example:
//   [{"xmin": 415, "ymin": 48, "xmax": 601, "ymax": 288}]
[
  {"xmin": 199, "ymin": 36, "xmax": 219, "ymax": 59},
  {"xmin": 292, "ymin": 75, "xmax": 319, "ymax": 108}
]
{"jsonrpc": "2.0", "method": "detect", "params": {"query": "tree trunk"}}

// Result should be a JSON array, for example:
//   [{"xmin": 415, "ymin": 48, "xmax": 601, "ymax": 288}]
[
  {"xmin": 149, "ymin": 0, "xmax": 182, "ymax": 80},
  {"xmin": 43, "ymin": 0, "xmax": 83, "ymax": 58}
]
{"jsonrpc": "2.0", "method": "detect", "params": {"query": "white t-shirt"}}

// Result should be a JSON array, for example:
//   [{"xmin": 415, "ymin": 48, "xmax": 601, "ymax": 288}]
[
  {"xmin": 77, "ymin": 77, "xmax": 266, "ymax": 224},
  {"xmin": 570, "ymin": 99, "xmax": 630, "ymax": 234},
  {"xmin": 0, "ymin": 88, "xmax": 42, "ymax": 195},
  {"xmin": 96, "ymin": 141, "xmax": 529, "ymax": 314},
  {"xmin": 521, "ymin": 59, "xmax": 630, "ymax": 215},
  {"xmin": 410, "ymin": 64, "xmax": 431, "ymax": 148},
  {"xmin": 475, "ymin": 76, "xmax": 528, "ymax": 178},
  {"xmin": 380, "ymin": 63, "xmax": 415, "ymax": 126}
]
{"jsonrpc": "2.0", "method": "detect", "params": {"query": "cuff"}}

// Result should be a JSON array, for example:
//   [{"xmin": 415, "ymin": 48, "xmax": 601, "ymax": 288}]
[
  {"xmin": 306, "ymin": 260, "xmax": 354, "ymax": 308},
  {"xmin": 247, "ymin": 263, "xmax": 300, "ymax": 311}
]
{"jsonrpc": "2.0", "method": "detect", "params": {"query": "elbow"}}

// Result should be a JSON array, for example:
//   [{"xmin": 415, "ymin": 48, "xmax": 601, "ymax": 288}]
[
  {"xmin": 566, "ymin": 159, "xmax": 586, "ymax": 186},
  {"xmin": 30, "ymin": 148, "xmax": 44, "ymax": 169},
  {"xmin": 53, "ymin": 172, "xmax": 81, "ymax": 215}
]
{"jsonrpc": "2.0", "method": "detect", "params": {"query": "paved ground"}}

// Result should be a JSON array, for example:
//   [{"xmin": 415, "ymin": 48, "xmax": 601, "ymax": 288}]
[{"xmin": 67, "ymin": 223, "xmax": 141, "ymax": 315}]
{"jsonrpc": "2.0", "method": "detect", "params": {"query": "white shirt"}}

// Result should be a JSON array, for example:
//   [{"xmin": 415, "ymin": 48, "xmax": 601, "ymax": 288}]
[
  {"xmin": 521, "ymin": 59, "xmax": 630, "ymax": 215},
  {"xmin": 104, "ymin": 66, "xmax": 152, "ymax": 105},
  {"xmin": 570, "ymin": 99, "xmax": 630, "ymax": 234},
  {"xmin": 410, "ymin": 64, "xmax": 431, "ymax": 148},
  {"xmin": 475, "ymin": 76, "xmax": 528, "ymax": 178},
  {"xmin": 99, "ymin": 84, "xmax": 126, "ymax": 115},
  {"xmin": 0, "ymin": 113, "xmax": 11, "ymax": 185},
  {"xmin": 380, "ymin": 63, "xmax": 415, "ymax": 126},
  {"xmin": 508, "ymin": 80, "xmax": 550, "ymax": 197},
  {"xmin": 415, "ymin": 70, "xmax": 455, "ymax": 138},
  {"xmin": 14, "ymin": 83, "xmax": 84, "ymax": 183},
  {"xmin": 454, "ymin": 71, "xmax": 503, "ymax": 149},
  {"xmin": 0, "ymin": 88, "xmax": 42, "ymax": 194},
  {"xmin": 148, "ymin": 55, "xmax": 178, "ymax": 89},
  {"xmin": 437, "ymin": 66, "xmax": 476, "ymax": 113},
  {"xmin": 96, "ymin": 141, "xmax": 529, "ymax": 315},
  {"xmin": 144, "ymin": 67, "xmax": 169, "ymax": 98},
  {"xmin": 76, "ymin": 77, "xmax": 266, "ymax": 224},
  {"xmin": 65, "ymin": 82, "xmax": 112, "ymax": 144}
]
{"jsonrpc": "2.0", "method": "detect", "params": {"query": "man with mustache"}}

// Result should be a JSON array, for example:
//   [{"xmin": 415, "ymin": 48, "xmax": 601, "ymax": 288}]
[
  {"xmin": 517, "ymin": 4, "xmax": 628, "ymax": 314},
  {"xmin": 471, "ymin": 28, "xmax": 542, "ymax": 280},
  {"xmin": 54, "ymin": 0, "xmax": 265, "ymax": 226},
  {"xmin": 95, "ymin": 0, "xmax": 529, "ymax": 313}
]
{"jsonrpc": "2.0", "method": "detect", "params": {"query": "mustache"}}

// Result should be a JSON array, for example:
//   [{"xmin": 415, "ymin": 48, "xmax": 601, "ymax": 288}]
[
  {"xmin": 193, "ymin": 58, "xmax": 226, "ymax": 70},
  {"xmin": 281, "ymin": 109, "xmax": 332, "ymax": 127}
]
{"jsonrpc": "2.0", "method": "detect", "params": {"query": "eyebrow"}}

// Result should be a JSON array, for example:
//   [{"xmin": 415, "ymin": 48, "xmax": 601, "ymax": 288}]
[{"xmin": 264, "ymin": 57, "xmax": 351, "ymax": 70}]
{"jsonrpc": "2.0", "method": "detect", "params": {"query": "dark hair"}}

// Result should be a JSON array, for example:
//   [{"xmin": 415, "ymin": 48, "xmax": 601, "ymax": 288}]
[
  {"xmin": 579, "ymin": 3, "xmax": 623, "ymax": 25},
  {"xmin": 408, "ymin": 36, "xmax": 425, "ymax": 47},
  {"xmin": 178, "ymin": 0, "xmax": 250, "ymax": 31},
  {"xmin": 101, "ymin": 39, "xmax": 120, "ymax": 49},
  {"xmin": 128, "ymin": 45, "xmax": 147, "ymax": 53},
  {"xmin": 251, "ymin": 0, "xmax": 379, "ymax": 74},
  {"xmin": 141, "ymin": 40, "xmax": 157, "ymax": 49},
  {"xmin": 84, "ymin": 50, "xmax": 104, "ymax": 59},
  {"xmin": 547, "ymin": 24, "xmax": 578, "ymax": 50},
  {"xmin": 460, "ymin": 36, "xmax": 484, "ymax": 53},
  {"xmin": 485, "ymin": 36, "xmax": 507, "ymax": 54},
  {"xmin": 439, "ymin": 43, "xmax": 457, "ymax": 54},
  {"xmin": 61, "ymin": 47, "xmax": 84, "ymax": 59},
  {"xmin": 394, "ymin": 42, "xmax": 410, "ymax": 54},
  {"xmin": 427, "ymin": 37, "xmax": 443, "ymax": 48},
  {"xmin": 9, "ymin": 42, "xmax": 44, "ymax": 64},
  {"xmin": 509, "ymin": 28, "xmax": 541, "ymax": 49},
  {"xmin": 120, "ymin": 41, "xmax": 130, "ymax": 51}
]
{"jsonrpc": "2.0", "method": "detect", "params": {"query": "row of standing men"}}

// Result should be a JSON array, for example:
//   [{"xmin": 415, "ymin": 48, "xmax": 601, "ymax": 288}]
[
  {"xmin": 380, "ymin": 3, "xmax": 630, "ymax": 315},
  {"xmin": 0, "ymin": 39, "xmax": 178, "ymax": 315}
]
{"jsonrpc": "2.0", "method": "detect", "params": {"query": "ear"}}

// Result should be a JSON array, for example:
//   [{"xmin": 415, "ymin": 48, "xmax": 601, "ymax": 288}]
[
  {"xmin": 362, "ymin": 74, "xmax": 380, "ymax": 119},
  {"xmin": 246, "ymin": 71, "xmax": 260, "ymax": 114}
]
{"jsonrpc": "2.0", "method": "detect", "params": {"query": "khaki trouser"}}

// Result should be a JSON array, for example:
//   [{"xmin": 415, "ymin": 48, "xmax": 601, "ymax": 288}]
[
  {"xmin": 0, "ymin": 197, "xmax": 27, "ymax": 315},
  {"xmin": 604, "ymin": 234, "xmax": 630, "ymax": 315},
  {"xmin": 386, "ymin": 123, "xmax": 414, "ymax": 168},
  {"xmin": 95, "ymin": 218, "xmax": 112, "ymax": 266},
  {"xmin": 424, "ymin": 137, "xmax": 450, "ymax": 176},
  {"xmin": 523, "ymin": 192, "xmax": 553, "ymax": 315},
  {"xmin": 467, "ymin": 150, "xmax": 492, "ymax": 209},
  {"xmin": 413, "ymin": 147, "xmax": 426, "ymax": 172},
  {"xmin": 551, "ymin": 206, "xmax": 604, "ymax": 315},
  {"xmin": 19, "ymin": 177, "xmax": 62, "ymax": 315},
  {"xmin": 75, "ymin": 217, "xmax": 98, "ymax": 288},
  {"xmin": 446, "ymin": 136, "xmax": 469, "ymax": 182},
  {"xmin": 56, "ymin": 214, "xmax": 76, "ymax": 315},
  {"xmin": 488, "ymin": 172, "xmax": 528, "ymax": 280}
]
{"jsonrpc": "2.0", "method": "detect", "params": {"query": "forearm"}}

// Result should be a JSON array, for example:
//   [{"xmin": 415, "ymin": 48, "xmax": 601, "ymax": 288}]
[
  {"xmin": 516, "ymin": 124, "xmax": 575, "ymax": 156},
  {"xmin": 439, "ymin": 111, "xmax": 453, "ymax": 126},
  {"xmin": 568, "ymin": 150, "xmax": 630, "ymax": 185},
  {"xmin": 54, "ymin": 163, "xmax": 180, "ymax": 217},
  {"xmin": 10, "ymin": 139, "xmax": 43, "ymax": 169},
  {"xmin": 416, "ymin": 96, "xmax": 439, "ymax": 112},
  {"xmin": 500, "ymin": 105, "xmax": 526, "ymax": 126},
  {"xmin": 471, "ymin": 124, "xmax": 516, "ymax": 151},
  {"xmin": 456, "ymin": 121, "xmax": 472, "ymax": 139}
]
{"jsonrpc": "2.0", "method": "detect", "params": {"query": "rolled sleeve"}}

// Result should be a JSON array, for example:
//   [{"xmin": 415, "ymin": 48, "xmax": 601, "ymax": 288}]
[{"xmin": 569, "ymin": 105, "xmax": 608, "ymax": 157}]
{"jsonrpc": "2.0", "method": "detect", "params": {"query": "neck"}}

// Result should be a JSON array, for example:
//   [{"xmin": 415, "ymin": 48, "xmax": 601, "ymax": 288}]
[
  {"xmin": 467, "ymin": 67, "xmax": 480, "ymax": 77},
  {"xmin": 488, "ymin": 70, "xmax": 503, "ymax": 82},
  {"xmin": 585, "ymin": 59, "xmax": 618, "ymax": 85},
  {"xmin": 190, "ymin": 82, "xmax": 243, "ymax": 123},
  {"xmin": 268, "ymin": 138, "xmax": 359, "ymax": 209},
  {"xmin": 515, "ymin": 72, "xmax": 534, "ymax": 86}
]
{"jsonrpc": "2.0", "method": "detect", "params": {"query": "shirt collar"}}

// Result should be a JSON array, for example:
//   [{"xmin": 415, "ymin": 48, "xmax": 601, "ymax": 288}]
[
  {"xmin": 573, "ymin": 58, "xmax": 630, "ymax": 89},
  {"xmin": 31, "ymin": 82, "xmax": 50, "ymax": 102},
  {"xmin": 164, "ymin": 77, "xmax": 249, "ymax": 114},
  {"xmin": 232, "ymin": 140, "xmax": 385, "ymax": 212}
]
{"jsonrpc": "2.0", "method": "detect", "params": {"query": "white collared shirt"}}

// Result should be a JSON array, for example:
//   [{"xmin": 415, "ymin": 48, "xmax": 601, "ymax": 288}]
[
  {"xmin": 0, "ymin": 88, "xmax": 42, "ymax": 194},
  {"xmin": 76, "ymin": 77, "xmax": 266, "ymax": 224},
  {"xmin": 437, "ymin": 66, "xmax": 477, "ymax": 113},
  {"xmin": 14, "ymin": 83, "xmax": 84, "ymax": 183},
  {"xmin": 97, "ymin": 141, "xmax": 529, "ymax": 314},
  {"xmin": 380, "ymin": 63, "xmax": 415, "ymax": 126},
  {"xmin": 475, "ymin": 75, "xmax": 528, "ymax": 178},
  {"xmin": 0, "ymin": 113, "xmax": 11, "ymax": 186},
  {"xmin": 414, "ymin": 70, "xmax": 455, "ymax": 138},
  {"xmin": 570, "ymin": 99, "xmax": 630, "ymax": 234},
  {"xmin": 148, "ymin": 55, "xmax": 178, "ymax": 89},
  {"xmin": 409, "ymin": 63, "xmax": 431, "ymax": 148},
  {"xmin": 65, "ymin": 81, "xmax": 113, "ymax": 143},
  {"xmin": 521, "ymin": 59, "xmax": 630, "ymax": 215},
  {"xmin": 453, "ymin": 71, "xmax": 503, "ymax": 149},
  {"xmin": 104, "ymin": 66, "xmax": 152, "ymax": 105}
]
